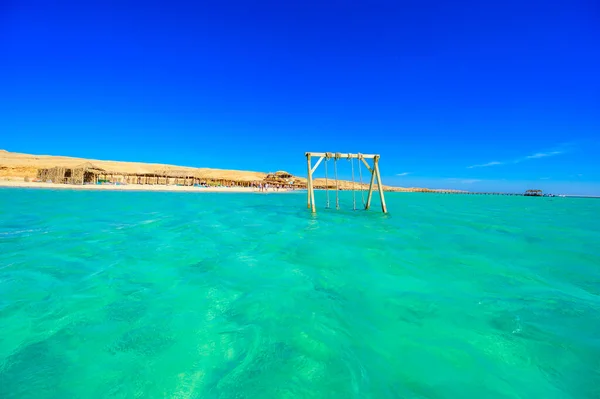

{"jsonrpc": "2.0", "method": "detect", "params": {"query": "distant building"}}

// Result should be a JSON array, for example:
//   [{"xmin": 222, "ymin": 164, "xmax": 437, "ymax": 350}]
[{"xmin": 524, "ymin": 189, "xmax": 543, "ymax": 196}]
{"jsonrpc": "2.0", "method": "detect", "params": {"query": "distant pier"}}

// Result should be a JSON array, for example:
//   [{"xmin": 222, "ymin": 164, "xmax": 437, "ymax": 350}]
[
  {"xmin": 433, "ymin": 191, "xmax": 548, "ymax": 196},
  {"xmin": 436, "ymin": 191, "xmax": 524, "ymax": 196}
]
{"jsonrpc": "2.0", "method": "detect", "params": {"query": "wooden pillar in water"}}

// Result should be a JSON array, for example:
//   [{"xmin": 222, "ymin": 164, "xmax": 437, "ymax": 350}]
[
  {"xmin": 365, "ymin": 164, "xmax": 377, "ymax": 210},
  {"xmin": 306, "ymin": 154, "xmax": 312, "ymax": 210},
  {"xmin": 374, "ymin": 156, "xmax": 387, "ymax": 213}
]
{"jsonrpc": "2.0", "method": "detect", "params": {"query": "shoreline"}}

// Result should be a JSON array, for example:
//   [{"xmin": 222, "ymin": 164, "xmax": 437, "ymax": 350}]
[{"xmin": 0, "ymin": 180, "xmax": 297, "ymax": 193}]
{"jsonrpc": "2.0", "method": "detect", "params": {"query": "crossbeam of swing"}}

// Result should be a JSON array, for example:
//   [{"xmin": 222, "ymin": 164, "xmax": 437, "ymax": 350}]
[
  {"xmin": 307, "ymin": 152, "xmax": 373, "ymax": 173},
  {"xmin": 305, "ymin": 152, "xmax": 379, "ymax": 159}
]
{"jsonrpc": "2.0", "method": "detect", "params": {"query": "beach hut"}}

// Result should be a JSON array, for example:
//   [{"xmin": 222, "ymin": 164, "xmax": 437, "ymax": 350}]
[
  {"xmin": 264, "ymin": 171, "xmax": 295, "ymax": 187},
  {"xmin": 152, "ymin": 168, "xmax": 197, "ymax": 186},
  {"xmin": 37, "ymin": 163, "xmax": 107, "ymax": 184},
  {"xmin": 88, "ymin": 163, "xmax": 133, "ymax": 185},
  {"xmin": 37, "ymin": 166, "xmax": 67, "ymax": 184},
  {"xmin": 73, "ymin": 162, "xmax": 107, "ymax": 184}
]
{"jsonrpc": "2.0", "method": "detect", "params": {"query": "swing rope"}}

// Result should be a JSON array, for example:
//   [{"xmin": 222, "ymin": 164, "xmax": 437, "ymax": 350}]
[
  {"xmin": 358, "ymin": 154, "xmax": 366, "ymax": 207},
  {"xmin": 324, "ymin": 156, "xmax": 330, "ymax": 208},
  {"xmin": 349, "ymin": 155, "xmax": 356, "ymax": 210},
  {"xmin": 334, "ymin": 153, "xmax": 340, "ymax": 209}
]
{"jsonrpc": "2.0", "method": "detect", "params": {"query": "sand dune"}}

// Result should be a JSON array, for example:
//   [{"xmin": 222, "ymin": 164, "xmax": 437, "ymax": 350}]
[
  {"xmin": 0, "ymin": 149, "xmax": 266, "ymax": 182},
  {"xmin": 0, "ymin": 149, "xmax": 442, "ymax": 192}
]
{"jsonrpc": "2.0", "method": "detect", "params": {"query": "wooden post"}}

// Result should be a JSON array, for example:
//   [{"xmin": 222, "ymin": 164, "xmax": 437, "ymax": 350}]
[
  {"xmin": 310, "ymin": 175, "xmax": 316, "ymax": 213},
  {"xmin": 365, "ymin": 163, "xmax": 376, "ymax": 210},
  {"xmin": 374, "ymin": 157, "xmax": 387, "ymax": 213},
  {"xmin": 306, "ymin": 154, "xmax": 312, "ymax": 209},
  {"xmin": 307, "ymin": 154, "xmax": 316, "ymax": 212}
]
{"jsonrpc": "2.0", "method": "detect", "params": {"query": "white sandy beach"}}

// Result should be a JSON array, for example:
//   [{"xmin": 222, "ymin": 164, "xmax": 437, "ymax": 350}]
[{"xmin": 0, "ymin": 180, "xmax": 297, "ymax": 193}]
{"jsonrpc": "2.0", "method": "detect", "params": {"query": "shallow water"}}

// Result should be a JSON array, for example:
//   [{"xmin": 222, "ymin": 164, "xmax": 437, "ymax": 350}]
[{"xmin": 1, "ymin": 188, "xmax": 599, "ymax": 398}]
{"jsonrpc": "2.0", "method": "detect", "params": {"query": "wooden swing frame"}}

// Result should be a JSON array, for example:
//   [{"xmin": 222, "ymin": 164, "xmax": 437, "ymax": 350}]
[{"xmin": 305, "ymin": 152, "xmax": 387, "ymax": 214}]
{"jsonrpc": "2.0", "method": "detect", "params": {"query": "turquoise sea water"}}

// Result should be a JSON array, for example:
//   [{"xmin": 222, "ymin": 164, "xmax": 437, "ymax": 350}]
[{"xmin": 1, "ymin": 188, "xmax": 599, "ymax": 398}]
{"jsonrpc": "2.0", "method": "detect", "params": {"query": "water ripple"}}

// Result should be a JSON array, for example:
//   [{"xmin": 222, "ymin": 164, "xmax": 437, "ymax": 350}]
[{"xmin": 0, "ymin": 189, "xmax": 599, "ymax": 398}]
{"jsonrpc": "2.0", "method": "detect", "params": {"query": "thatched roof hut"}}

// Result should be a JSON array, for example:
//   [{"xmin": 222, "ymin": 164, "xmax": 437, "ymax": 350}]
[
  {"xmin": 153, "ymin": 168, "xmax": 196, "ymax": 178},
  {"xmin": 37, "ymin": 162, "xmax": 284, "ymax": 188},
  {"xmin": 38, "ymin": 162, "xmax": 124, "ymax": 184},
  {"xmin": 264, "ymin": 170, "xmax": 296, "ymax": 185},
  {"xmin": 273, "ymin": 171, "xmax": 293, "ymax": 179},
  {"xmin": 72, "ymin": 162, "xmax": 108, "ymax": 184},
  {"xmin": 37, "ymin": 166, "xmax": 69, "ymax": 183},
  {"xmin": 76, "ymin": 162, "xmax": 105, "ymax": 173},
  {"xmin": 37, "ymin": 163, "xmax": 105, "ymax": 184}
]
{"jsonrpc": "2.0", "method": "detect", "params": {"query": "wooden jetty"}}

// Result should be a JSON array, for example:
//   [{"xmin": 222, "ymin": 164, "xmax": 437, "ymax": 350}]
[{"xmin": 431, "ymin": 191, "xmax": 539, "ymax": 196}]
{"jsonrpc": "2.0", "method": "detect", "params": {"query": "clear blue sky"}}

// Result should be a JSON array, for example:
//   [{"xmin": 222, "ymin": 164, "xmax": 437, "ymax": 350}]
[{"xmin": 1, "ymin": 0, "xmax": 599, "ymax": 194}]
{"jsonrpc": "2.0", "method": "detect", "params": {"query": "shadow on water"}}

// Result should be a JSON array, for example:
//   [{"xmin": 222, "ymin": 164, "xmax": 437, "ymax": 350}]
[{"xmin": 0, "ymin": 340, "xmax": 68, "ymax": 398}]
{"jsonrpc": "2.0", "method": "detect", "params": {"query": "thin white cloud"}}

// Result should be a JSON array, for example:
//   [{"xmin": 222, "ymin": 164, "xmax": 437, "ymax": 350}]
[
  {"xmin": 467, "ymin": 146, "xmax": 568, "ymax": 169},
  {"xmin": 445, "ymin": 178, "xmax": 481, "ymax": 184},
  {"xmin": 523, "ymin": 151, "xmax": 563, "ymax": 160},
  {"xmin": 396, "ymin": 172, "xmax": 411, "ymax": 176},
  {"xmin": 467, "ymin": 161, "xmax": 503, "ymax": 169}
]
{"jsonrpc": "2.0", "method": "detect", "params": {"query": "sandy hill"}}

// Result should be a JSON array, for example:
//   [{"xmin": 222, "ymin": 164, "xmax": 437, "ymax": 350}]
[
  {"xmin": 0, "ymin": 149, "xmax": 266, "ymax": 182},
  {"xmin": 0, "ymin": 149, "xmax": 440, "ymax": 192}
]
